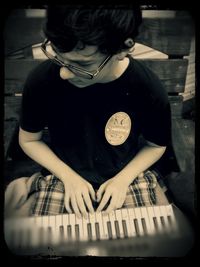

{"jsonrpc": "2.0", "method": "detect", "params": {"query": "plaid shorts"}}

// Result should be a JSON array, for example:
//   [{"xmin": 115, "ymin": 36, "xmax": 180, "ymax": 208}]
[{"xmin": 29, "ymin": 170, "xmax": 159, "ymax": 216}]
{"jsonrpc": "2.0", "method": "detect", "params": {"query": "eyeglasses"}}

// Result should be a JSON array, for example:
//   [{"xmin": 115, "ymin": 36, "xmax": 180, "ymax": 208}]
[{"xmin": 41, "ymin": 39, "xmax": 112, "ymax": 79}]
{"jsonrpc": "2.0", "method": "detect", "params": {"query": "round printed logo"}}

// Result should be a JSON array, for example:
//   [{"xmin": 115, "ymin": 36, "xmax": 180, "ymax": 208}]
[{"xmin": 105, "ymin": 112, "xmax": 132, "ymax": 146}]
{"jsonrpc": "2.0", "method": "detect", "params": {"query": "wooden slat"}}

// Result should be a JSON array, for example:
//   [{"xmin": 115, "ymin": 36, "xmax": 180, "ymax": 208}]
[
  {"xmin": 5, "ymin": 80, "xmax": 24, "ymax": 95},
  {"xmin": 4, "ymin": 59, "xmax": 43, "ymax": 94},
  {"xmin": 140, "ymin": 59, "xmax": 188, "ymax": 93},
  {"xmin": 169, "ymin": 95, "xmax": 183, "ymax": 118},
  {"xmin": 136, "ymin": 15, "xmax": 194, "ymax": 56},
  {"xmin": 4, "ymin": 120, "xmax": 18, "ymax": 159},
  {"xmin": 4, "ymin": 16, "xmax": 45, "ymax": 55},
  {"xmin": 171, "ymin": 118, "xmax": 195, "ymax": 172},
  {"xmin": 4, "ymin": 96, "xmax": 22, "ymax": 121},
  {"xmin": 4, "ymin": 9, "xmax": 194, "ymax": 57},
  {"xmin": 5, "ymin": 58, "xmax": 188, "ymax": 94}
]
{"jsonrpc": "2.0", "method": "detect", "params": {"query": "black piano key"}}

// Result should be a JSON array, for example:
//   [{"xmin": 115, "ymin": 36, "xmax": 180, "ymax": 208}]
[
  {"xmin": 114, "ymin": 220, "xmax": 121, "ymax": 239},
  {"xmin": 67, "ymin": 225, "xmax": 72, "ymax": 240},
  {"xmin": 95, "ymin": 222, "xmax": 100, "ymax": 240},
  {"xmin": 26, "ymin": 229, "xmax": 31, "ymax": 247},
  {"xmin": 141, "ymin": 218, "xmax": 147, "ymax": 235},
  {"xmin": 48, "ymin": 226, "xmax": 52, "ymax": 244},
  {"xmin": 17, "ymin": 229, "xmax": 22, "ymax": 248},
  {"xmin": 122, "ymin": 220, "xmax": 128, "ymax": 238},
  {"xmin": 75, "ymin": 224, "xmax": 80, "ymax": 241},
  {"xmin": 160, "ymin": 216, "xmax": 166, "ymax": 228},
  {"xmin": 59, "ymin": 225, "xmax": 64, "ymax": 243},
  {"xmin": 167, "ymin": 215, "xmax": 174, "ymax": 230},
  {"xmin": 133, "ymin": 219, "xmax": 140, "ymax": 236},
  {"xmin": 87, "ymin": 223, "xmax": 92, "ymax": 241},
  {"xmin": 153, "ymin": 217, "xmax": 159, "ymax": 232},
  {"xmin": 107, "ymin": 221, "xmax": 112, "ymax": 239},
  {"xmin": 38, "ymin": 227, "xmax": 44, "ymax": 246}
]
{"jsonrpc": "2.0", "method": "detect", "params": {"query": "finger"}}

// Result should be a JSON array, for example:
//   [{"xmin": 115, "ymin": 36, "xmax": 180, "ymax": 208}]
[
  {"xmin": 104, "ymin": 195, "xmax": 118, "ymax": 214},
  {"xmin": 71, "ymin": 195, "xmax": 81, "ymax": 218},
  {"xmin": 96, "ymin": 183, "xmax": 107, "ymax": 202},
  {"xmin": 64, "ymin": 193, "xmax": 72, "ymax": 213},
  {"xmin": 96, "ymin": 191, "xmax": 111, "ymax": 212},
  {"xmin": 106, "ymin": 195, "xmax": 125, "ymax": 214},
  {"xmin": 75, "ymin": 193, "xmax": 88, "ymax": 218},
  {"xmin": 82, "ymin": 192, "xmax": 94, "ymax": 214},
  {"xmin": 87, "ymin": 183, "xmax": 96, "ymax": 201}
]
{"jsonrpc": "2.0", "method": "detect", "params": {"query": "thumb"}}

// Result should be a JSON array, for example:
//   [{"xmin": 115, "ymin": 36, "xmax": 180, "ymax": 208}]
[{"xmin": 96, "ymin": 182, "xmax": 107, "ymax": 202}]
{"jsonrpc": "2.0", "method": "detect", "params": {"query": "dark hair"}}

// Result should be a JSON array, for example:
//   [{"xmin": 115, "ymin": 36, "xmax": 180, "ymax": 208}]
[{"xmin": 44, "ymin": 5, "xmax": 142, "ymax": 55}]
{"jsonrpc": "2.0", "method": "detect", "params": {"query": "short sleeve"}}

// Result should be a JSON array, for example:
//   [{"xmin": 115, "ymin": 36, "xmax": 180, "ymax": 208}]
[
  {"xmin": 19, "ymin": 63, "xmax": 48, "ymax": 132},
  {"xmin": 135, "ymin": 62, "xmax": 172, "ymax": 147}
]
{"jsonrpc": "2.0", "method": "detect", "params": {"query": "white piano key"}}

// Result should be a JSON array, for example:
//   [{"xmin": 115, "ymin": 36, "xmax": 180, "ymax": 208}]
[
  {"xmin": 152, "ymin": 206, "xmax": 164, "ymax": 233},
  {"xmin": 101, "ymin": 212, "xmax": 110, "ymax": 240},
  {"xmin": 82, "ymin": 214, "xmax": 90, "ymax": 241},
  {"xmin": 108, "ymin": 211, "xmax": 117, "ymax": 239},
  {"xmin": 95, "ymin": 212, "xmax": 105, "ymax": 240},
  {"xmin": 62, "ymin": 214, "xmax": 69, "ymax": 241},
  {"xmin": 55, "ymin": 214, "xmax": 64, "ymax": 242},
  {"xmin": 29, "ymin": 217, "xmax": 41, "ymax": 247},
  {"xmin": 159, "ymin": 205, "xmax": 171, "ymax": 232},
  {"xmin": 126, "ymin": 208, "xmax": 137, "ymax": 237},
  {"xmin": 4, "ymin": 219, "xmax": 13, "ymax": 247},
  {"xmin": 134, "ymin": 207, "xmax": 145, "ymax": 236},
  {"xmin": 68, "ymin": 213, "xmax": 76, "ymax": 241},
  {"xmin": 121, "ymin": 208, "xmax": 135, "ymax": 237},
  {"xmin": 75, "ymin": 215, "xmax": 84, "ymax": 241},
  {"xmin": 88, "ymin": 213, "xmax": 97, "ymax": 241},
  {"xmin": 145, "ymin": 206, "xmax": 157, "ymax": 234},
  {"xmin": 41, "ymin": 215, "xmax": 50, "ymax": 245},
  {"xmin": 164, "ymin": 205, "xmax": 178, "ymax": 232},
  {"xmin": 140, "ymin": 206, "xmax": 154, "ymax": 235},
  {"xmin": 115, "ymin": 209, "xmax": 125, "ymax": 238},
  {"xmin": 11, "ymin": 218, "xmax": 29, "ymax": 247},
  {"xmin": 49, "ymin": 215, "xmax": 60, "ymax": 245},
  {"xmin": 165, "ymin": 204, "xmax": 178, "ymax": 231}
]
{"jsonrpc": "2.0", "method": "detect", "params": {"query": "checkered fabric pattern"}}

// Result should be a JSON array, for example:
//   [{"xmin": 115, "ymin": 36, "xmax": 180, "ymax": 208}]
[{"xmin": 29, "ymin": 170, "xmax": 158, "ymax": 216}]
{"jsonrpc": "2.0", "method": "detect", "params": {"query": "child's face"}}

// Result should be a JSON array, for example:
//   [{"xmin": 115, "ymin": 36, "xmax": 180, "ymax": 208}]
[{"xmin": 56, "ymin": 45, "xmax": 115, "ymax": 88}]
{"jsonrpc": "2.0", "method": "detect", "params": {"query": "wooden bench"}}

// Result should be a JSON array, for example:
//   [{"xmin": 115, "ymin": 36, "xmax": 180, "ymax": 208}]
[{"xmin": 4, "ymin": 9, "xmax": 195, "ymax": 217}]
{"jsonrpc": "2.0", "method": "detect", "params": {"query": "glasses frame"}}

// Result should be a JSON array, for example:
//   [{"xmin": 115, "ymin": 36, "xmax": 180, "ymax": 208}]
[{"xmin": 41, "ymin": 39, "xmax": 112, "ymax": 79}]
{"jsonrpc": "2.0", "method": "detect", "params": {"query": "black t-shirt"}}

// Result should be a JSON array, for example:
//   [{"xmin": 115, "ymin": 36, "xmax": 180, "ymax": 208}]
[{"xmin": 20, "ymin": 56, "xmax": 172, "ymax": 184}]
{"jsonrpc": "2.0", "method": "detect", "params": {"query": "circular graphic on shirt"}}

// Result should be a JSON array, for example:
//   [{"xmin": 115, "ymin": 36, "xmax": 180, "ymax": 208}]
[{"xmin": 105, "ymin": 112, "xmax": 132, "ymax": 146}]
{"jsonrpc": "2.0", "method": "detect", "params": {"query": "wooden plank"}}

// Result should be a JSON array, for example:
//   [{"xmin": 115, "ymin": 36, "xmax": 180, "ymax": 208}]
[
  {"xmin": 5, "ymin": 58, "xmax": 188, "ymax": 94},
  {"xmin": 171, "ymin": 118, "xmax": 195, "ymax": 172},
  {"xmin": 5, "ymin": 80, "xmax": 24, "ymax": 95},
  {"xmin": 140, "ymin": 59, "xmax": 188, "ymax": 93},
  {"xmin": 169, "ymin": 95, "xmax": 183, "ymax": 118},
  {"xmin": 4, "ymin": 9, "xmax": 194, "ymax": 57},
  {"xmin": 4, "ymin": 17, "xmax": 45, "ymax": 55},
  {"xmin": 4, "ymin": 96, "xmax": 22, "ymax": 121},
  {"xmin": 4, "ymin": 59, "xmax": 43, "ymax": 94},
  {"xmin": 136, "ymin": 16, "xmax": 194, "ymax": 56},
  {"xmin": 4, "ymin": 120, "xmax": 18, "ymax": 159}
]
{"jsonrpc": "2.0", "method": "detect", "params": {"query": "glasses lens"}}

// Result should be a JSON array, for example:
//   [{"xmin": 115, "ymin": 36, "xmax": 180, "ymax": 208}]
[
  {"xmin": 42, "ymin": 41, "xmax": 94, "ymax": 79},
  {"xmin": 67, "ymin": 66, "xmax": 93, "ymax": 79}
]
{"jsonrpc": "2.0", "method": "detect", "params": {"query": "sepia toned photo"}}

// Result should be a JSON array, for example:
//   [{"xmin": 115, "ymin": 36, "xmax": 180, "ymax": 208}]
[{"xmin": 3, "ymin": 5, "xmax": 195, "ymax": 259}]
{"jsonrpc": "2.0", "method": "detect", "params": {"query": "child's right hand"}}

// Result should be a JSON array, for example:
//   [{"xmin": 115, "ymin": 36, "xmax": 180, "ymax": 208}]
[{"xmin": 61, "ymin": 173, "xmax": 96, "ymax": 218}]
